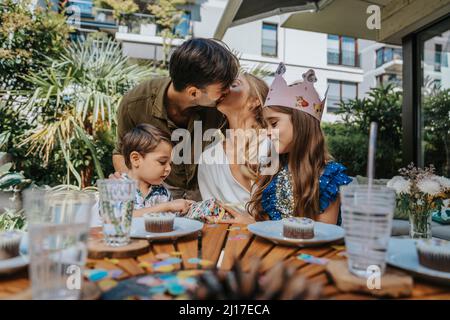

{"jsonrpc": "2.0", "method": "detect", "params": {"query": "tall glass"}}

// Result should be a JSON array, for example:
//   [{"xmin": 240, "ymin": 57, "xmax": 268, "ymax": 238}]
[
  {"xmin": 23, "ymin": 188, "xmax": 95, "ymax": 300},
  {"xmin": 97, "ymin": 179, "xmax": 136, "ymax": 247},
  {"xmin": 340, "ymin": 185, "xmax": 396, "ymax": 277}
]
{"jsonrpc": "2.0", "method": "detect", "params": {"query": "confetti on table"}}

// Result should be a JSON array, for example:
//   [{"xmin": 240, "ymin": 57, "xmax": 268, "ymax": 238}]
[
  {"xmin": 98, "ymin": 279, "xmax": 118, "ymax": 291},
  {"xmin": 227, "ymin": 226, "xmax": 241, "ymax": 231},
  {"xmin": 155, "ymin": 253, "xmax": 171, "ymax": 260},
  {"xmin": 170, "ymin": 251, "xmax": 182, "ymax": 256},
  {"xmin": 138, "ymin": 261, "xmax": 152, "ymax": 269},
  {"xmin": 137, "ymin": 276, "xmax": 162, "ymax": 287},
  {"xmin": 198, "ymin": 259, "xmax": 213, "ymax": 267},
  {"xmin": 187, "ymin": 257, "xmax": 201, "ymax": 264},
  {"xmin": 228, "ymin": 234, "xmax": 249, "ymax": 241},
  {"xmin": 164, "ymin": 257, "xmax": 182, "ymax": 264},
  {"xmin": 331, "ymin": 245, "xmax": 346, "ymax": 251},
  {"xmin": 153, "ymin": 260, "xmax": 176, "ymax": 268},
  {"xmin": 105, "ymin": 258, "xmax": 120, "ymax": 265},
  {"xmin": 148, "ymin": 285, "xmax": 166, "ymax": 294},
  {"xmin": 84, "ymin": 269, "xmax": 109, "ymax": 282},
  {"xmin": 109, "ymin": 269, "xmax": 124, "ymax": 279},
  {"xmin": 177, "ymin": 270, "xmax": 202, "ymax": 278},
  {"xmin": 297, "ymin": 253, "xmax": 330, "ymax": 265},
  {"xmin": 167, "ymin": 283, "xmax": 186, "ymax": 296},
  {"xmin": 155, "ymin": 264, "xmax": 175, "ymax": 273}
]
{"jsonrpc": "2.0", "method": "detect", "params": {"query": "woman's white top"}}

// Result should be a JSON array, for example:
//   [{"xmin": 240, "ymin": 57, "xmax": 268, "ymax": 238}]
[{"xmin": 197, "ymin": 133, "xmax": 250, "ymax": 214}]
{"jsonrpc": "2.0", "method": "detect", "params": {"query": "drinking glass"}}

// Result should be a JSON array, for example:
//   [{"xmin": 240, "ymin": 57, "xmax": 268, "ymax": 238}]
[
  {"xmin": 23, "ymin": 188, "xmax": 95, "ymax": 300},
  {"xmin": 97, "ymin": 179, "xmax": 136, "ymax": 246},
  {"xmin": 340, "ymin": 185, "xmax": 396, "ymax": 277}
]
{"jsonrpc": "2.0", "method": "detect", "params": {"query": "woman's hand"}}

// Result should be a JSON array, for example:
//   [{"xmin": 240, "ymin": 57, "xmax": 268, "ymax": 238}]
[
  {"xmin": 214, "ymin": 205, "xmax": 256, "ymax": 225},
  {"xmin": 166, "ymin": 199, "xmax": 195, "ymax": 214}
]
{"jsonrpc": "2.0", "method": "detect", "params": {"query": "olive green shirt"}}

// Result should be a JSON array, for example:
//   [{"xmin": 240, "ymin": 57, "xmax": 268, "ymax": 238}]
[{"xmin": 114, "ymin": 77, "xmax": 224, "ymax": 190}]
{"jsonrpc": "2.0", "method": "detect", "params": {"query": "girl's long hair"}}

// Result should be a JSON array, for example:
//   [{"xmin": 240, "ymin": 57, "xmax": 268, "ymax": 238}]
[{"xmin": 247, "ymin": 106, "xmax": 332, "ymax": 220}]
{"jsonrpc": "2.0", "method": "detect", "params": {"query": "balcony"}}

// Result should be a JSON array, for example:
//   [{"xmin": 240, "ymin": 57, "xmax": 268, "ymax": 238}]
[{"xmin": 66, "ymin": 1, "xmax": 192, "ymax": 61}]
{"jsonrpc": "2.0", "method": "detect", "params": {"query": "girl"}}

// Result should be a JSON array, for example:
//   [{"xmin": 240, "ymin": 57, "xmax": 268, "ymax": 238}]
[{"xmin": 230, "ymin": 63, "xmax": 352, "ymax": 225}]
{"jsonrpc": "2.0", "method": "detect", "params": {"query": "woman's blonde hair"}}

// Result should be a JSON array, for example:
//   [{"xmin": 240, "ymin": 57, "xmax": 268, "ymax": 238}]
[
  {"xmin": 247, "ymin": 107, "xmax": 332, "ymax": 220},
  {"xmin": 238, "ymin": 72, "xmax": 269, "ymax": 180}
]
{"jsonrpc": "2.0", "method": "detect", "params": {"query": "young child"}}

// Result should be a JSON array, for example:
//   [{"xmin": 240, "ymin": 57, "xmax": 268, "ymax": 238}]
[
  {"xmin": 121, "ymin": 123, "xmax": 194, "ymax": 217},
  {"xmin": 245, "ymin": 63, "xmax": 352, "ymax": 225}
]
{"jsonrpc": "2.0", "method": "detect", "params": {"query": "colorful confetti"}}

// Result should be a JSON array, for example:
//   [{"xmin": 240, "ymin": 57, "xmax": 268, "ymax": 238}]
[
  {"xmin": 155, "ymin": 264, "xmax": 175, "ymax": 273},
  {"xmin": 136, "ymin": 276, "xmax": 162, "ymax": 287},
  {"xmin": 164, "ymin": 257, "xmax": 182, "ymax": 264},
  {"xmin": 296, "ymin": 253, "xmax": 330, "ymax": 265},
  {"xmin": 105, "ymin": 258, "xmax": 120, "ymax": 265},
  {"xmin": 155, "ymin": 253, "xmax": 171, "ymax": 260},
  {"xmin": 109, "ymin": 269, "xmax": 124, "ymax": 279},
  {"xmin": 198, "ymin": 259, "xmax": 213, "ymax": 267},
  {"xmin": 187, "ymin": 257, "xmax": 201, "ymax": 264},
  {"xmin": 331, "ymin": 245, "xmax": 346, "ymax": 251},
  {"xmin": 170, "ymin": 251, "xmax": 182, "ymax": 256},
  {"xmin": 228, "ymin": 234, "xmax": 249, "ymax": 241},
  {"xmin": 84, "ymin": 269, "xmax": 109, "ymax": 282},
  {"xmin": 98, "ymin": 279, "xmax": 118, "ymax": 291},
  {"xmin": 148, "ymin": 285, "xmax": 166, "ymax": 294},
  {"xmin": 138, "ymin": 261, "xmax": 152, "ymax": 269},
  {"xmin": 167, "ymin": 283, "xmax": 186, "ymax": 296}
]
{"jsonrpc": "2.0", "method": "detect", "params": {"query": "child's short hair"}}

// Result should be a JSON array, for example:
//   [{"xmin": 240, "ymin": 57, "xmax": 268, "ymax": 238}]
[{"xmin": 122, "ymin": 124, "xmax": 172, "ymax": 169}]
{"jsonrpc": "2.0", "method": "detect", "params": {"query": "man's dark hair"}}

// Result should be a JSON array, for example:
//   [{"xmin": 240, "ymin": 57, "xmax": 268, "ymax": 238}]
[
  {"xmin": 169, "ymin": 38, "xmax": 240, "ymax": 92},
  {"xmin": 121, "ymin": 124, "xmax": 172, "ymax": 169}
]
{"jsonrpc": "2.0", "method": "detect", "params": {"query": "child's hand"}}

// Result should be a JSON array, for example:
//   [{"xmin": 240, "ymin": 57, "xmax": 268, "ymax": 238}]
[{"xmin": 166, "ymin": 199, "xmax": 195, "ymax": 214}]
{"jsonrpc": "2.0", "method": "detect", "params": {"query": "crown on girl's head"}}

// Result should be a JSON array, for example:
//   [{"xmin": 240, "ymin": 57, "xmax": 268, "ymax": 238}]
[{"xmin": 264, "ymin": 62, "xmax": 328, "ymax": 121}]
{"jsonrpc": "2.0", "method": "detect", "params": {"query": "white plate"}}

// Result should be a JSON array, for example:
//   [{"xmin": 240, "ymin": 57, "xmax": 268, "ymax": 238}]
[
  {"xmin": 247, "ymin": 220, "xmax": 345, "ymax": 247},
  {"xmin": 130, "ymin": 217, "xmax": 203, "ymax": 240},
  {"xmin": 387, "ymin": 238, "xmax": 450, "ymax": 285}
]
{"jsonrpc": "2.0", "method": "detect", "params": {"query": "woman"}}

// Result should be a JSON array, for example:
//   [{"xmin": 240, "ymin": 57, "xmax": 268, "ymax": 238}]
[{"xmin": 197, "ymin": 72, "xmax": 269, "ymax": 220}]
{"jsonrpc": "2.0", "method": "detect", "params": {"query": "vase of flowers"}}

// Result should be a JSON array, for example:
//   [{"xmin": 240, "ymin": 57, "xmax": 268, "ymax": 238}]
[{"xmin": 387, "ymin": 164, "xmax": 450, "ymax": 239}]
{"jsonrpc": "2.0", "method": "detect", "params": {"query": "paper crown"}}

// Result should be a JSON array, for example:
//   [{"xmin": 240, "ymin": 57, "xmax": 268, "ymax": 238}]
[{"xmin": 264, "ymin": 62, "xmax": 328, "ymax": 121}]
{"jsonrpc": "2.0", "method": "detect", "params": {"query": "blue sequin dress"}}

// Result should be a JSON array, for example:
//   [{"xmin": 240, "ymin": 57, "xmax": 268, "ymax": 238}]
[{"xmin": 261, "ymin": 161, "xmax": 352, "ymax": 225}]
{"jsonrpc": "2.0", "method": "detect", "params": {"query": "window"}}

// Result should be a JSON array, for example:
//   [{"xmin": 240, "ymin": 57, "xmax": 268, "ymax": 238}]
[
  {"xmin": 327, "ymin": 80, "xmax": 358, "ymax": 112},
  {"xmin": 327, "ymin": 35, "xmax": 358, "ymax": 67},
  {"xmin": 376, "ymin": 73, "xmax": 400, "ymax": 87},
  {"xmin": 174, "ymin": 12, "xmax": 191, "ymax": 38},
  {"xmin": 435, "ymin": 44, "xmax": 442, "ymax": 71},
  {"xmin": 327, "ymin": 35, "xmax": 340, "ymax": 64},
  {"xmin": 262, "ymin": 23, "xmax": 277, "ymax": 57},
  {"xmin": 375, "ymin": 47, "xmax": 402, "ymax": 67},
  {"xmin": 68, "ymin": 0, "xmax": 92, "ymax": 16}
]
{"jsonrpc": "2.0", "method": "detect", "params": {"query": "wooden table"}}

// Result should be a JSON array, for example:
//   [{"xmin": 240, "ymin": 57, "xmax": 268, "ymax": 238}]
[{"xmin": 1, "ymin": 223, "xmax": 450, "ymax": 300}]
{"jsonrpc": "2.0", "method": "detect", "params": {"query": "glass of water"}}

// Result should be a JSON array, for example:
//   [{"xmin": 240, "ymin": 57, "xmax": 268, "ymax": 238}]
[
  {"xmin": 97, "ymin": 179, "xmax": 136, "ymax": 247},
  {"xmin": 23, "ymin": 188, "xmax": 95, "ymax": 300},
  {"xmin": 340, "ymin": 185, "xmax": 396, "ymax": 278}
]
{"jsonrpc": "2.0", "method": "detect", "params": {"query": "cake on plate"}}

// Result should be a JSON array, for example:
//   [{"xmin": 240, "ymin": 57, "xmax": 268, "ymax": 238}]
[
  {"xmin": 416, "ymin": 238, "xmax": 450, "ymax": 273},
  {"xmin": 282, "ymin": 217, "xmax": 315, "ymax": 239},
  {"xmin": 144, "ymin": 212, "xmax": 175, "ymax": 233}
]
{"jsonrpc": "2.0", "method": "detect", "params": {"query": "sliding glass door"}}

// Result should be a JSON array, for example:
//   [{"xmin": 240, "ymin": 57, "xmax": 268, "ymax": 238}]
[{"xmin": 418, "ymin": 17, "xmax": 450, "ymax": 176}]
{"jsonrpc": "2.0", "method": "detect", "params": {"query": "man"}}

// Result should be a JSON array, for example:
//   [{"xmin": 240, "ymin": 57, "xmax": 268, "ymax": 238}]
[{"xmin": 112, "ymin": 38, "xmax": 240, "ymax": 200}]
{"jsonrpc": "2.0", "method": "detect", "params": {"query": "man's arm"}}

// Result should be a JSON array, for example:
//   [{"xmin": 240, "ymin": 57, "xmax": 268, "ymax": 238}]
[{"xmin": 112, "ymin": 154, "xmax": 128, "ymax": 174}]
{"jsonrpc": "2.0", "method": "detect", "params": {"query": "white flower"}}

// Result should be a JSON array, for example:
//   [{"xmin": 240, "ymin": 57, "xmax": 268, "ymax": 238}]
[
  {"xmin": 433, "ymin": 176, "xmax": 450, "ymax": 189},
  {"xmin": 387, "ymin": 176, "xmax": 410, "ymax": 194},
  {"xmin": 417, "ymin": 178, "xmax": 442, "ymax": 196}
]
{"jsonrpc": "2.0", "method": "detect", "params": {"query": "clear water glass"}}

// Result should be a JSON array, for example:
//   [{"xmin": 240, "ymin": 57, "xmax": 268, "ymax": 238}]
[
  {"xmin": 23, "ymin": 188, "xmax": 95, "ymax": 300},
  {"xmin": 97, "ymin": 179, "xmax": 136, "ymax": 247},
  {"xmin": 340, "ymin": 185, "xmax": 396, "ymax": 278}
]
